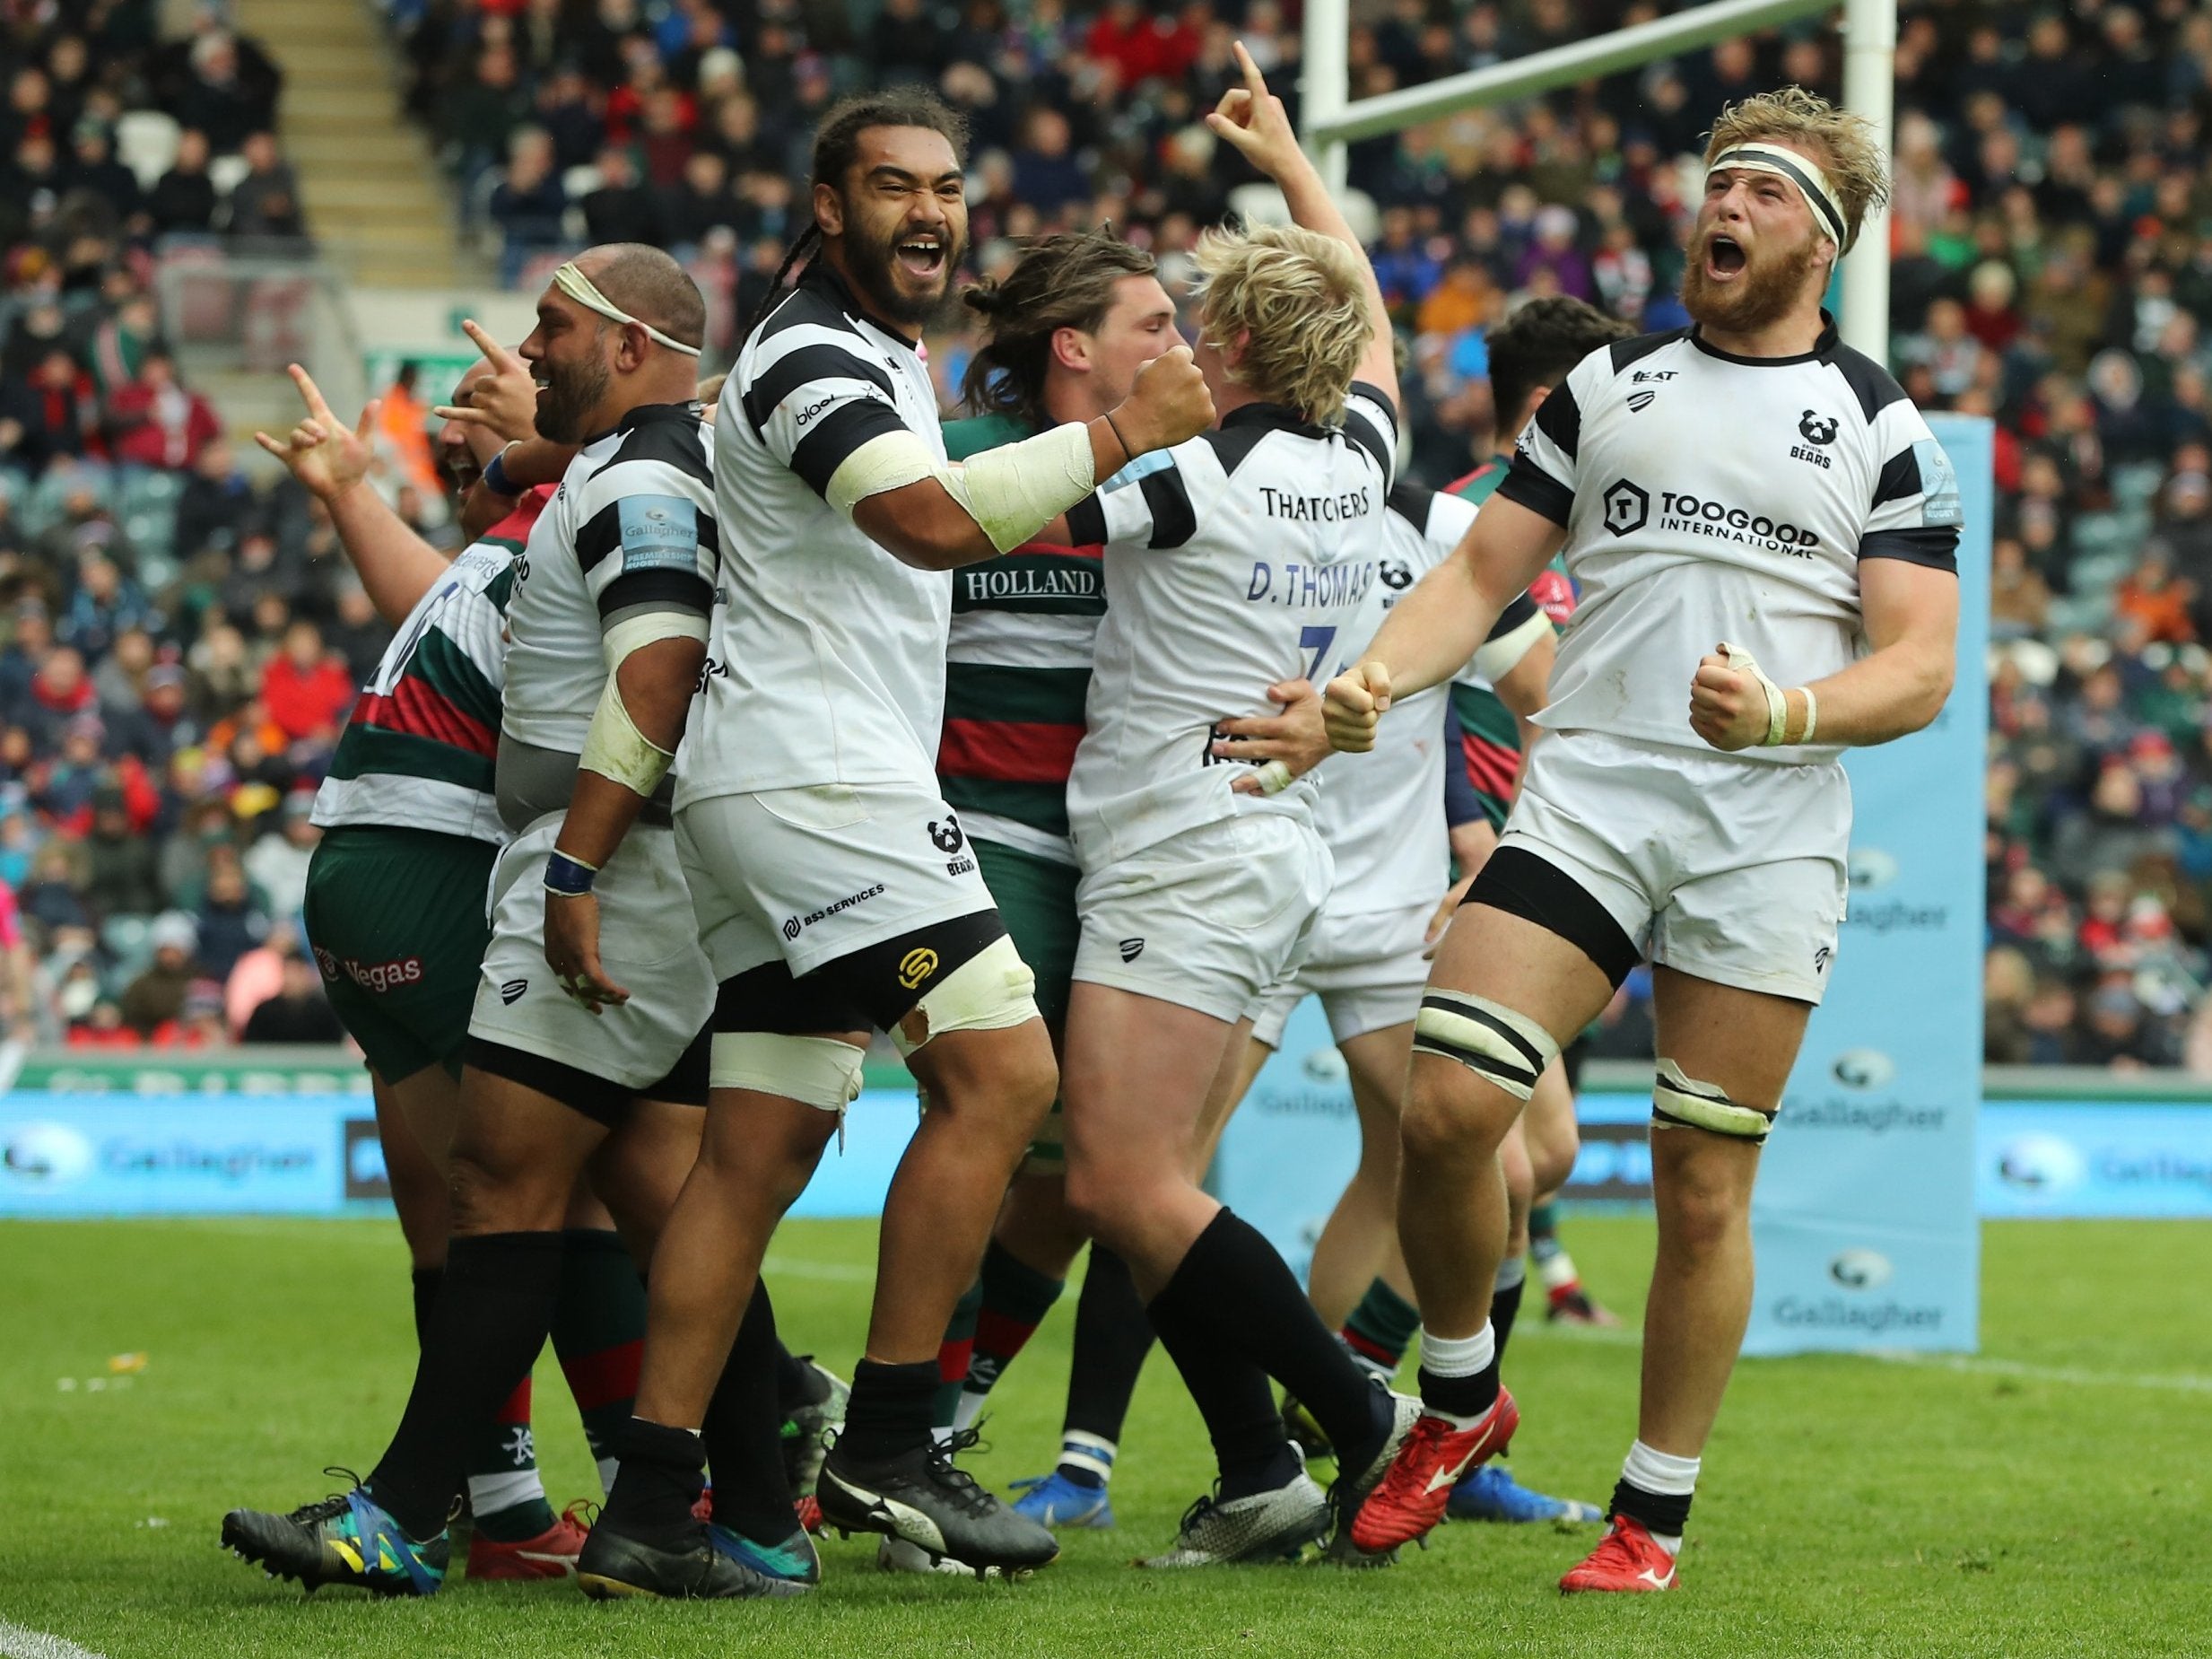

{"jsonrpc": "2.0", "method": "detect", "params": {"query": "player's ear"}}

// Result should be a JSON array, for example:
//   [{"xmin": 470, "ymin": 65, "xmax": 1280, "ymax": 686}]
[
  {"xmin": 1050, "ymin": 324, "xmax": 1090, "ymax": 375},
  {"xmin": 814, "ymin": 179, "xmax": 844, "ymax": 238}
]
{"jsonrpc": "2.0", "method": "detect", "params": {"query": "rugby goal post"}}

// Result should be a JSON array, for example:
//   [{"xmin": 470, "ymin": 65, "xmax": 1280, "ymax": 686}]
[{"xmin": 1298, "ymin": 0, "xmax": 1894, "ymax": 361}]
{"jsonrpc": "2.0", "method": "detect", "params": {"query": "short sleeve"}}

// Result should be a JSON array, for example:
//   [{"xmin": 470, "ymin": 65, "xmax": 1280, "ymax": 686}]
[
  {"xmin": 1066, "ymin": 446, "xmax": 1200, "ymax": 550},
  {"xmin": 571, "ymin": 429, "xmax": 718, "ymax": 625},
  {"xmin": 1860, "ymin": 403, "xmax": 1963, "ymax": 572},
  {"xmin": 1341, "ymin": 380, "xmax": 1400, "ymax": 486},
  {"xmin": 1494, "ymin": 359, "xmax": 1587, "ymax": 528},
  {"xmin": 739, "ymin": 322, "xmax": 918, "ymax": 500}
]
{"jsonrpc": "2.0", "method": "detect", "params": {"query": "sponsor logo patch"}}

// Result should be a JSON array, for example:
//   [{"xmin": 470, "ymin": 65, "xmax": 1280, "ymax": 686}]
[
  {"xmin": 897, "ymin": 947, "xmax": 940, "ymax": 991},
  {"xmin": 500, "ymin": 979, "xmax": 528, "ymax": 1005},
  {"xmin": 1118, "ymin": 938, "xmax": 1145, "ymax": 963}
]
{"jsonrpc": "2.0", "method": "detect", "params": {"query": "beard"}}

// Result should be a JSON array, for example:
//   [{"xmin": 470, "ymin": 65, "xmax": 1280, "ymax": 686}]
[
  {"xmin": 1680, "ymin": 231, "xmax": 1820, "ymax": 336},
  {"xmin": 534, "ymin": 349, "xmax": 613, "ymax": 443},
  {"xmin": 841, "ymin": 214, "xmax": 965, "ymax": 329}
]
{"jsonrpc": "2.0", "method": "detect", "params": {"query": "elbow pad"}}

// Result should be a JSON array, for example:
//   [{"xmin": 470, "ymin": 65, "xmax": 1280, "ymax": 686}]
[{"xmin": 825, "ymin": 423, "xmax": 1098, "ymax": 554}]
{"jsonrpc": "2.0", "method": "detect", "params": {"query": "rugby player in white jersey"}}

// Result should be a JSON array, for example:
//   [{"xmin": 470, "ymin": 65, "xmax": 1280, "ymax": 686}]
[
  {"xmin": 225, "ymin": 247, "xmax": 805, "ymax": 1602},
  {"xmin": 1331, "ymin": 91, "xmax": 1962, "ymax": 1590},
  {"xmin": 1246, "ymin": 469, "xmax": 1607, "ymax": 1528},
  {"xmin": 1041, "ymin": 47, "xmax": 1417, "ymax": 1567},
  {"xmin": 569, "ymin": 92, "xmax": 1212, "ymax": 1582}
]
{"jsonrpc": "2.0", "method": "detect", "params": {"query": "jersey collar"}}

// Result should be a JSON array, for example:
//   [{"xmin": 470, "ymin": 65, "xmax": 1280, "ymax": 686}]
[
  {"xmin": 1220, "ymin": 401, "xmax": 1329, "ymax": 438},
  {"xmin": 802, "ymin": 262, "xmax": 921, "ymax": 353},
  {"xmin": 581, "ymin": 400, "xmax": 701, "ymax": 448},
  {"xmin": 1688, "ymin": 308, "xmax": 1841, "ymax": 368}
]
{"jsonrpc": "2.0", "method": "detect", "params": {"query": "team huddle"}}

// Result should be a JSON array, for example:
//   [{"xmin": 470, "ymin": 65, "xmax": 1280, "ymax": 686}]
[{"xmin": 220, "ymin": 52, "xmax": 1960, "ymax": 1602}]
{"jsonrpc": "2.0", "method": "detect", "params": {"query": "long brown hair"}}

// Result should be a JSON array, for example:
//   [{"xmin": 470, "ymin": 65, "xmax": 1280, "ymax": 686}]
[{"xmin": 960, "ymin": 231, "xmax": 1159, "ymax": 424}]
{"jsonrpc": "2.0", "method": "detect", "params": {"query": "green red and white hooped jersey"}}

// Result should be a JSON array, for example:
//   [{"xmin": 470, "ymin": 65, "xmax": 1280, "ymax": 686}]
[
  {"xmin": 310, "ymin": 487, "xmax": 541, "ymax": 846},
  {"xmin": 936, "ymin": 412, "xmax": 1104, "ymax": 867}
]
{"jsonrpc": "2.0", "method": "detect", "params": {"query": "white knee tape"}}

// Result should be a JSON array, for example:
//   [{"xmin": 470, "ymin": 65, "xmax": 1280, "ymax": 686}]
[
  {"xmin": 1411, "ymin": 990, "xmax": 1559, "ymax": 1102},
  {"xmin": 893, "ymin": 934, "xmax": 1040, "ymax": 1058},
  {"xmin": 1651, "ymin": 1060, "xmax": 1773, "ymax": 1144},
  {"xmin": 709, "ymin": 1032, "xmax": 866, "ymax": 1114}
]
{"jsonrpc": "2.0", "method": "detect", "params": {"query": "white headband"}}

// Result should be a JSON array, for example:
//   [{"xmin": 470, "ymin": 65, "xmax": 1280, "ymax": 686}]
[
  {"xmin": 553, "ymin": 261, "xmax": 701, "ymax": 356},
  {"xmin": 1707, "ymin": 143, "xmax": 1851, "ymax": 251}
]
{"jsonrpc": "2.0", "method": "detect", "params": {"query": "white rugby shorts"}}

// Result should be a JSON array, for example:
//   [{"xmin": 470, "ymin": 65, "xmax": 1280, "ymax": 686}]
[
  {"xmin": 675, "ymin": 781, "xmax": 997, "ymax": 983},
  {"xmin": 1500, "ymin": 729, "xmax": 1850, "ymax": 1004},
  {"xmin": 1073, "ymin": 812, "xmax": 1332, "ymax": 1025},
  {"xmin": 1247, "ymin": 899, "xmax": 1432, "ymax": 1050},
  {"xmin": 467, "ymin": 813, "xmax": 714, "ymax": 1089}
]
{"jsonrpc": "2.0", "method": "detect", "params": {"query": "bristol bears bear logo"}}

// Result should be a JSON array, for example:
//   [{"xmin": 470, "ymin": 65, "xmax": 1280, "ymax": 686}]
[
  {"xmin": 1798, "ymin": 410, "xmax": 1839, "ymax": 446},
  {"xmin": 928, "ymin": 815, "xmax": 965, "ymax": 855},
  {"xmin": 1601, "ymin": 479, "xmax": 1650, "ymax": 537},
  {"xmin": 1380, "ymin": 559, "xmax": 1414, "ymax": 590}
]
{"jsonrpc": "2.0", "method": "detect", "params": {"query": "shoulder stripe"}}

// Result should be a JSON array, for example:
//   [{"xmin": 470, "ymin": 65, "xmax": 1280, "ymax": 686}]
[
  {"xmin": 1136, "ymin": 462, "xmax": 1197, "ymax": 549},
  {"xmin": 607, "ymin": 415, "xmax": 712, "ymax": 480},
  {"xmin": 1341, "ymin": 404, "xmax": 1395, "ymax": 481},
  {"xmin": 1607, "ymin": 330, "xmax": 1689, "ymax": 373},
  {"xmin": 1529, "ymin": 380, "xmax": 1582, "ymax": 459},
  {"xmin": 1497, "ymin": 458, "xmax": 1573, "ymax": 527},
  {"xmin": 752, "ymin": 284, "xmax": 858, "ymax": 347},
  {"xmin": 741, "ymin": 342, "xmax": 896, "ymax": 437},
  {"xmin": 1870, "ymin": 445, "xmax": 1920, "ymax": 510},
  {"xmin": 1065, "ymin": 493, "xmax": 1106, "ymax": 547},
  {"xmin": 1828, "ymin": 344, "xmax": 1911, "ymax": 423},
  {"xmin": 788, "ymin": 397, "xmax": 912, "ymax": 499},
  {"xmin": 597, "ymin": 566, "xmax": 714, "ymax": 619},
  {"xmin": 1387, "ymin": 482, "xmax": 1434, "ymax": 528}
]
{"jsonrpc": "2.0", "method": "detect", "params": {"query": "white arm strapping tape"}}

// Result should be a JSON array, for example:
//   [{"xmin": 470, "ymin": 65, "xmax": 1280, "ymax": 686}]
[
  {"xmin": 1470, "ymin": 608, "xmax": 1551, "ymax": 685},
  {"xmin": 580, "ymin": 610, "xmax": 710, "ymax": 796},
  {"xmin": 824, "ymin": 423, "xmax": 1098, "ymax": 554}
]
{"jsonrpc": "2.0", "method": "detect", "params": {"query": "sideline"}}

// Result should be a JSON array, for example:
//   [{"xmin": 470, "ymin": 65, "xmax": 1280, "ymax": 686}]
[{"xmin": 0, "ymin": 1620, "xmax": 106, "ymax": 1659}]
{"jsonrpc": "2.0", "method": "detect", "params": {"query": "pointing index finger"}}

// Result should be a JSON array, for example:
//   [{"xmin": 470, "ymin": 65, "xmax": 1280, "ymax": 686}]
[
  {"xmin": 1233, "ymin": 38, "xmax": 1266, "ymax": 98},
  {"xmin": 461, "ymin": 318, "xmax": 522, "ymax": 373},
  {"xmin": 286, "ymin": 362, "xmax": 335, "ymax": 425}
]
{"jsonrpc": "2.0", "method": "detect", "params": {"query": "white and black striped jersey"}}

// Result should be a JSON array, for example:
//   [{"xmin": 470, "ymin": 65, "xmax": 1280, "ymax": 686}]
[
  {"xmin": 1502, "ymin": 314, "xmax": 1961, "ymax": 766},
  {"xmin": 678, "ymin": 266, "xmax": 951, "ymax": 807},
  {"xmin": 501, "ymin": 404, "xmax": 717, "ymax": 764},
  {"xmin": 1062, "ymin": 384, "xmax": 1398, "ymax": 867}
]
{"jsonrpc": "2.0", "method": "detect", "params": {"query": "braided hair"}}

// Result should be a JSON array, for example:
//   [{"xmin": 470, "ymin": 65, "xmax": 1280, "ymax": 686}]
[
  {"xmin": 960, "ymin": 231, "xmax": 1157, "ymax": 424},
  {"xmin": 745, "ymin": 88, "xmax": 972, "ymax": 337}
]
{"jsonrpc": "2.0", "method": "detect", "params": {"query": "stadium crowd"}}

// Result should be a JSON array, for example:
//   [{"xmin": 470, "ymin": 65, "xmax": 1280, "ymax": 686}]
[
  {"xmin": 5, "ymin": 0, "xmax": 2212, "ymax": 1065},
  {"xmin": 0, "ymin": 0, "xmax": 397, "ymax": 1047}
]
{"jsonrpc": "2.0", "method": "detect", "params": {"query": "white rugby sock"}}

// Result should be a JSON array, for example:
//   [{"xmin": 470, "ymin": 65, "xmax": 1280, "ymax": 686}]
[
  {"xmin": 1621, "ymin": 1439, "xmax": 1699, "ymax": 1555},
  {"xmin": 1416, "ymin": 1323, "xmax": 1495, "ymax": 1426}
]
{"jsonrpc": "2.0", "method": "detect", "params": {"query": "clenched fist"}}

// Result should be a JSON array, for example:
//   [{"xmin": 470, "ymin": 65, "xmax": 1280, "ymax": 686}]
[
  {"xmin": 1324, "ymin": 660, "xmax": 1393, "ymax": 752},
  {"xmin": 1110, "ymin": 345, "xmax": 1214, "ymax": 457}
]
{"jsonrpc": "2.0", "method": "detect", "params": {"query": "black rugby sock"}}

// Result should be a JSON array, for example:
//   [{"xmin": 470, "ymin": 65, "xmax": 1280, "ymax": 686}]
[{"xmin": 365, "ymin": 1231, "xmax": 564, "ymax": 1541}]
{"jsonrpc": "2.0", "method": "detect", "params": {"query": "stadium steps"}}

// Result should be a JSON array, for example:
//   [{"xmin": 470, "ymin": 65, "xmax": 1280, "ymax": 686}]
[{"xmin": 235, "ymin": 0, "xmax": 479, "ymax": 289}]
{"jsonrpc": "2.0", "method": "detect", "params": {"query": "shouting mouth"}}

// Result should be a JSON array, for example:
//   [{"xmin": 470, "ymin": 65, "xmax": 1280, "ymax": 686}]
[
  {"xmin": 1705, "ymin": 234, "xmax": 1746, "ymax": 281},
  {"xmin": 895, "ymin": 232, "xmax": 947, "ymax": 282}
]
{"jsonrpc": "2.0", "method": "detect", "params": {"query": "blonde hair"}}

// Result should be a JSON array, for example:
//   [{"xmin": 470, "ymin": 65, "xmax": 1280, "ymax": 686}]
[
  {"xmin": 1704, "ymin": 87, "xmax": 1890, "ymax": 253},
  {"xmin": 1195, "ymin": 222, "xmax": 1372, "ymax": 426}
]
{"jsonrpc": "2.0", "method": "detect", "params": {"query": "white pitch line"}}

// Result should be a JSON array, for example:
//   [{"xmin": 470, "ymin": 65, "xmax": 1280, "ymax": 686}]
[
  {"xmin": 1867, "ymin": 1349, "xmax": 2212, "ymax": 1395},
  {"xmin": 0, "ymin": 1620, "xmax": 107, "ymax": 1659},
  {"xmin": 761, "ymin": 1253, "xmax": 875, "ymax": 1283},
  {"xmin": 1441, "ymin": 1318, "xmax": 2212, "ymax": 1393}
]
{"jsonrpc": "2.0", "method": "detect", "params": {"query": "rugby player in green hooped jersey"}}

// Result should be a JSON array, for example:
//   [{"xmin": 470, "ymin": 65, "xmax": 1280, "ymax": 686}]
[
  {"xmin": 1415, "ymin": 297, "xmax": 1642, "ymax": 1367},
  {"xmin": 232, "ymin": 351, "xmax": 650, "ymax": 1585},
  {"xmin": 914, "ymin": 230, "xmax": 1232, "ymax": 1542}
]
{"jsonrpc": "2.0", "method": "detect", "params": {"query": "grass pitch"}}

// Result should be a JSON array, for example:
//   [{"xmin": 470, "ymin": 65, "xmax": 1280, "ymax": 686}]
[{"xmin": 0, "ymin": 1215, "xmax": 2205, "ymax": 1658}]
